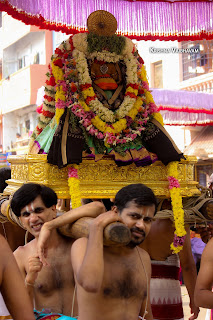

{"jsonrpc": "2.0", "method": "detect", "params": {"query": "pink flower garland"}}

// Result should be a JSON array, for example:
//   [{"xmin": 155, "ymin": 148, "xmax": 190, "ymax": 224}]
[
  {"xmin": 68, "ymin": 166, "xmax": 79, "ymax": 179},
  {"xmin": 168, "ymin": 176, "xmax": 180, "ymax": 189}
]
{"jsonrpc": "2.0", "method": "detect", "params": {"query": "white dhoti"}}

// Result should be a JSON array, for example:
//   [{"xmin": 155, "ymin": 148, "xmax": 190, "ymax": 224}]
[{"xmin": 0, "ymin": 293, "xmax": 12, "ymax": 320}]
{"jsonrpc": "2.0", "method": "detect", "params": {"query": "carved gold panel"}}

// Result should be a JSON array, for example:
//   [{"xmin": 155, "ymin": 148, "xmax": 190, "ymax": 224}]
[{"xmin": 5, "ymin": 154, "xmax": 200, "ymax": 199}]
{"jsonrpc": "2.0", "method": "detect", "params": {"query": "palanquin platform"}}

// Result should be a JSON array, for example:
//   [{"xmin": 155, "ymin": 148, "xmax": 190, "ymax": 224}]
[{"xmin": 4, "ymin": 154, "xmax": 200, "ymax": 200}]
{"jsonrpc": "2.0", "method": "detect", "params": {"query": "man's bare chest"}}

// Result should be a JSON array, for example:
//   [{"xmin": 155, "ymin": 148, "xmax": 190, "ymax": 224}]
[
  {"xmin": 102, "ymin": 252, "xmax": 147, "ymax": 300},
  {"xmin": 35, "ymin": 261, "xmax": 74, "ymax": 294},
  {"xmin": 26, "ymin": 246, "xmax": 74, "ymax": 295}
]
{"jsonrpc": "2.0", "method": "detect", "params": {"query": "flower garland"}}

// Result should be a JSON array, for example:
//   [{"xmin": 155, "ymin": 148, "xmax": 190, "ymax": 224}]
[
  {"xmin": 64, "ymin": 35, "xmax": 156, "ymax": 147},
  {"xmin": 68, "ymin": 165, "xmax": 81, "ymax": 208},
  {"xmin": 32, "ymin": 33, "xmax": 159, "ymax": 151},
  {"xmin": 32, "ymin": 32, "xmax": 170, "ymax": 211},
  {"xmin": 71, "ymin": 45, "xmax": 137, "ymax": 125},
  {"xmin": 29, "ymin": 32, "xmax": 186, "ymax": 234},
  {"xmin": 167, "ymin": 161, "xmax": 186, "ymax": 253}
]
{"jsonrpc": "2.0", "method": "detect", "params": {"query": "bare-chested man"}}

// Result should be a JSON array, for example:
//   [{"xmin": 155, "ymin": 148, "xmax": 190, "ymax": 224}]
[
  {"xmin": 141, "ymin": 218, "xmax": 200, "ymax": 320},
  {"xmin": 38, "ymin": 183, "xmax": 157, "ymax": 320},
  {"xmin": 140, "ymin": 194, "xmax": 213, "ymax": 320},
  {"xmin": 0, "ymin": 234, "xmax": 34, "ymax": 320},
  {"xmin": 11, "ymin": 183, "xmax": 105, "ymax": 318},
  {"xmin": 194, "ymin": 236, "xmax": 213, "ymax": 309}
]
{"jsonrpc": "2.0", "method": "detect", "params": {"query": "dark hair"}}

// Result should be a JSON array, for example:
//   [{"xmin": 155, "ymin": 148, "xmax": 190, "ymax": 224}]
[
  {"xmin": 0, "ymin": 167, "xmax": 11, "ymax": 193},
  {"xmin": 82, "ymin": 198, "xmax": 113, "ymax": 211},
  {"xmin": 11, "ymin": 183, "xmax": 58, "ymax": 217},
  {"xmin": 114, "ymin": 183, "xmax": 157, "ymax": 215}
]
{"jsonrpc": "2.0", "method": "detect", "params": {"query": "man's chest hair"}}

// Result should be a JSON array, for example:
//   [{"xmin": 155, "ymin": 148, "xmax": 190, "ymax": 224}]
[
  {"xmin": 102, "ymin": 254, "xmax": 147, "ymax": 300},
  {"xmin": 34, "ymin": 259, "xmax": 74, "ymax": 294},
  {"xmin": 28, "ymin": 246, "xmax": 74, "ymax": 294}
]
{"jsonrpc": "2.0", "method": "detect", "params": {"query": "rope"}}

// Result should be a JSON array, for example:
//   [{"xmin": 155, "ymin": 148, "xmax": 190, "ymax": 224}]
[
  {"xmin": 71, "ymin": 285, "xmax": 77, "ymax": 318},
  {"xmin": 155, "ymin": 186, "xmax": 212, "ymax": 225}
]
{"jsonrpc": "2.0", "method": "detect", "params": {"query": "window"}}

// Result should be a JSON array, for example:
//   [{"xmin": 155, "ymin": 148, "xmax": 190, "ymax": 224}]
[
  {"xmin": 25, "ymin": 120, "xmax": 30, "ymax": 132},
  {"xmin": 18, "ymin": 58, "xmax": 23, "ymax": 70},
  {"xmin": 153, "ymin": 61, "xmax": 163, "ymax": 88},
  {"xmin": 17, "ymin": 56, "xmax": 29, "ymax": 70},
  {"xmin": 33, "ymin": 52, "xmax": 40, "ymax": 64},
  {"xmin": 182, "ymin": 40, "xmax": 213, "ymax": 81}
]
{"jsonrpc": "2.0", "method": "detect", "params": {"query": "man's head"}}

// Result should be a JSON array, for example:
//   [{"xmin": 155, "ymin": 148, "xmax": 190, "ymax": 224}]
[
  {"xmin": 82, "ymin": 198, "xmax": 113, "ymax": 211},
  {"xmin": 113, "ymin": 184, "xmax": 157, "ymax": 247},
  {"xmin": 0, "ymin": 167, "xmax": 11, "ymax": 193},
  {"xmin": 11, "ymin": 183, "xmax": 57, "ymax": 237}
]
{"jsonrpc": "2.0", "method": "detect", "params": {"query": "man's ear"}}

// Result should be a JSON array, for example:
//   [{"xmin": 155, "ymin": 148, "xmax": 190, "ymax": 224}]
[
  {"xmin": 52, "ymin": 205, "xmax": 57, "ymax": 217},
  {"xmin": 112, "ymin": 205, "xmax": 118, "ymax": 213}
]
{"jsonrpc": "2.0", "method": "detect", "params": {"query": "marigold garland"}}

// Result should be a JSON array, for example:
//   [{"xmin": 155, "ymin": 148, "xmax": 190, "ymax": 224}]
[
  {"xmin": 30, "ymin": 32, "xmax": 169, "ymax": 215},
  {"xmin": 52, "ymin": 58, "xmax": 66, "ymax": 124},
  {"xmin": 31, "ymin": 33, "xmax": 160, "ymax": 149},
  {"xmin": 167, "ymin": 161, "xmax": 186, "ymax": 253},
  {"xmin": 68, "ymin": 165, "xmax": 81, "ymax": 209},
  {"xmin": 153, "ymin": 112, "xmax": 164, "ymax": 127}
]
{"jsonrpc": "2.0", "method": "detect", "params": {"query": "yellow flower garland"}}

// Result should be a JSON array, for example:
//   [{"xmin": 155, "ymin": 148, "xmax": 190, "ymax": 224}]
[
  {"xmin": 79, "ymin": 97, "xmax": 143, "ymax": 136},
  {"xmin": 48, "ymin": 37, "xmax": 168, "ymax": 215},
  {"xmin": 167, "ymin": 161, "xmax": 186, "ymax": 253},
  {"xmin": 52, "ymin": 60, "xmax": 66, "ymax": 124},
  {"xmin": 126, "ymin": 87, "xmax": 138, "ymax": 96},
  {"xmin": 68, "ymin": 164, "xmax": 82, "ymax": 209},
  {"xmin": 153, "ymin": 112, "xmax": 164, "ymax": 127}
]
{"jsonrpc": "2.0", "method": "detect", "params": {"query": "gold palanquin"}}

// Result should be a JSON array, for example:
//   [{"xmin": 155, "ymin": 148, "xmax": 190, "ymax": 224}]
[{"xmin": 4, "ymin": 154, "xmax": 200, "ymax": 199}]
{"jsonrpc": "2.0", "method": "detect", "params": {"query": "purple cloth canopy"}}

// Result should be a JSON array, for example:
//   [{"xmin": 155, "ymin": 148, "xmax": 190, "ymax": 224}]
[
  {"xmin": 152, "ymin": 89, "xmax": 213, "ymax": 126},
  {"xmin": 0, "ymin": 0, "xmax": 213, "ymax": 40}
]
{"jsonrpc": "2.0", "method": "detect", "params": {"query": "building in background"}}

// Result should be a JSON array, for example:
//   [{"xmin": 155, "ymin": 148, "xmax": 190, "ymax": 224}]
[
  {"xmin": 137, "ymin": 39, "xmax": 213, "ymax": 186},
  {"xmin": 0, "ymin": 12, "xmax": 53, "ymax": 154}
]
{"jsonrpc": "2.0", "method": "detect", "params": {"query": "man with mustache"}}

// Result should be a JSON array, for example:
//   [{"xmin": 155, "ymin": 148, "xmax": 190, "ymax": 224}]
[
  {"xmin": 10, "ymin": 183, "xmax": 105, "ymax": 319},
  {"xmin": 38, "ymin": 183, "xmax": 157, "ymax": 320}
]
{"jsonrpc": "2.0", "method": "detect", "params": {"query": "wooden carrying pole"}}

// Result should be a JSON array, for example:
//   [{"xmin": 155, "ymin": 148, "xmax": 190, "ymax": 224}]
[
  {"xmin": 59, "ymin": 217, "xmax": 131, "ymax": 246},
  {"xmin": 1, "ymin": 200, "xmax": 131, "ymax": 246}
]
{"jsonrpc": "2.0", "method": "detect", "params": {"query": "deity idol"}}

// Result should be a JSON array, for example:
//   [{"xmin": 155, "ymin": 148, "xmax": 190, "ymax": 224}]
[{"xmin": 29, "ymin": 10, "xmax": 183, "ymax": 169}]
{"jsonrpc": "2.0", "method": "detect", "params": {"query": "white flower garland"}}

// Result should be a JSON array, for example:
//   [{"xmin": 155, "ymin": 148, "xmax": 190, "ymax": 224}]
[{"xmin": 70, "ymin": 35, "xmax": 140, "ymax": 123}]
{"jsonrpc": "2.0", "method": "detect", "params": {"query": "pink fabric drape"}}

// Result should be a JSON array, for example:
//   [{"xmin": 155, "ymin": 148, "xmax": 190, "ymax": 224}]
[{"xmin": 0, "ymin": 0, "xmax": 213, "ymax": 40}]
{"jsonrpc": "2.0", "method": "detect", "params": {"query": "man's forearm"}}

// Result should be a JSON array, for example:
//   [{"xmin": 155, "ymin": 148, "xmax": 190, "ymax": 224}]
[
  {"xmin": 195, "ymin": 289, "xmax": 213, "ymax": 309},
  {"xmin": 24, "ymin": 279, "xmax": 35, "ymax": 306},
  {"xmin": 182, "ymin": 264, "xmax": 197, "ymax": 302},
  {"xmin": 44, "ymin": 201, "xmax": 105, "ymax": 231}
]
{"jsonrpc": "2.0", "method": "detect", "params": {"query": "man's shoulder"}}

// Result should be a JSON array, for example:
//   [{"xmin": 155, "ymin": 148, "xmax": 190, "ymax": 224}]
[
  {"xmin": 136, "ymin": 246, "xmax": 151, "ymax": 263},
  {"xmin": 203, "ymin": 237, "xmax": 213, "ymax": 258},
  {"xmin": 72, "ymin": 237, "xmax": 88, "ymax": 246},
  {"xmin": 14, "ymin": 239, "xmax": 36, "ymax": 258}
]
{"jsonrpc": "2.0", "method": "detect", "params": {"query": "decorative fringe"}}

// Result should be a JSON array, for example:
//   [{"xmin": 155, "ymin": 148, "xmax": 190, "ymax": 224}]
[
  {"xmin": 160, "ymin": 111, "xmax": 213, "ymax": 126},
  {"xmin": 158, "ymin": 106, "xmax": 213, "ymax": 115},
  {"xmin": 151, "ymin": 88, "xmax": 213, "ymax": 126},
  {"xmin": 163, "ymin": 121, "xmax": 213, "ymax": 127},
  {"xmin": 0, "ymin": 0, "xmax": 213, "ymax": 41}
]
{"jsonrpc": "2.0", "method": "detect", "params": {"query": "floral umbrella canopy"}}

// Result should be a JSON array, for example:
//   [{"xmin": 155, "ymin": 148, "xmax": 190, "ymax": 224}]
[{"xmin": 0, "ymin": 0, "xmax": 213, "ymax": 41}]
